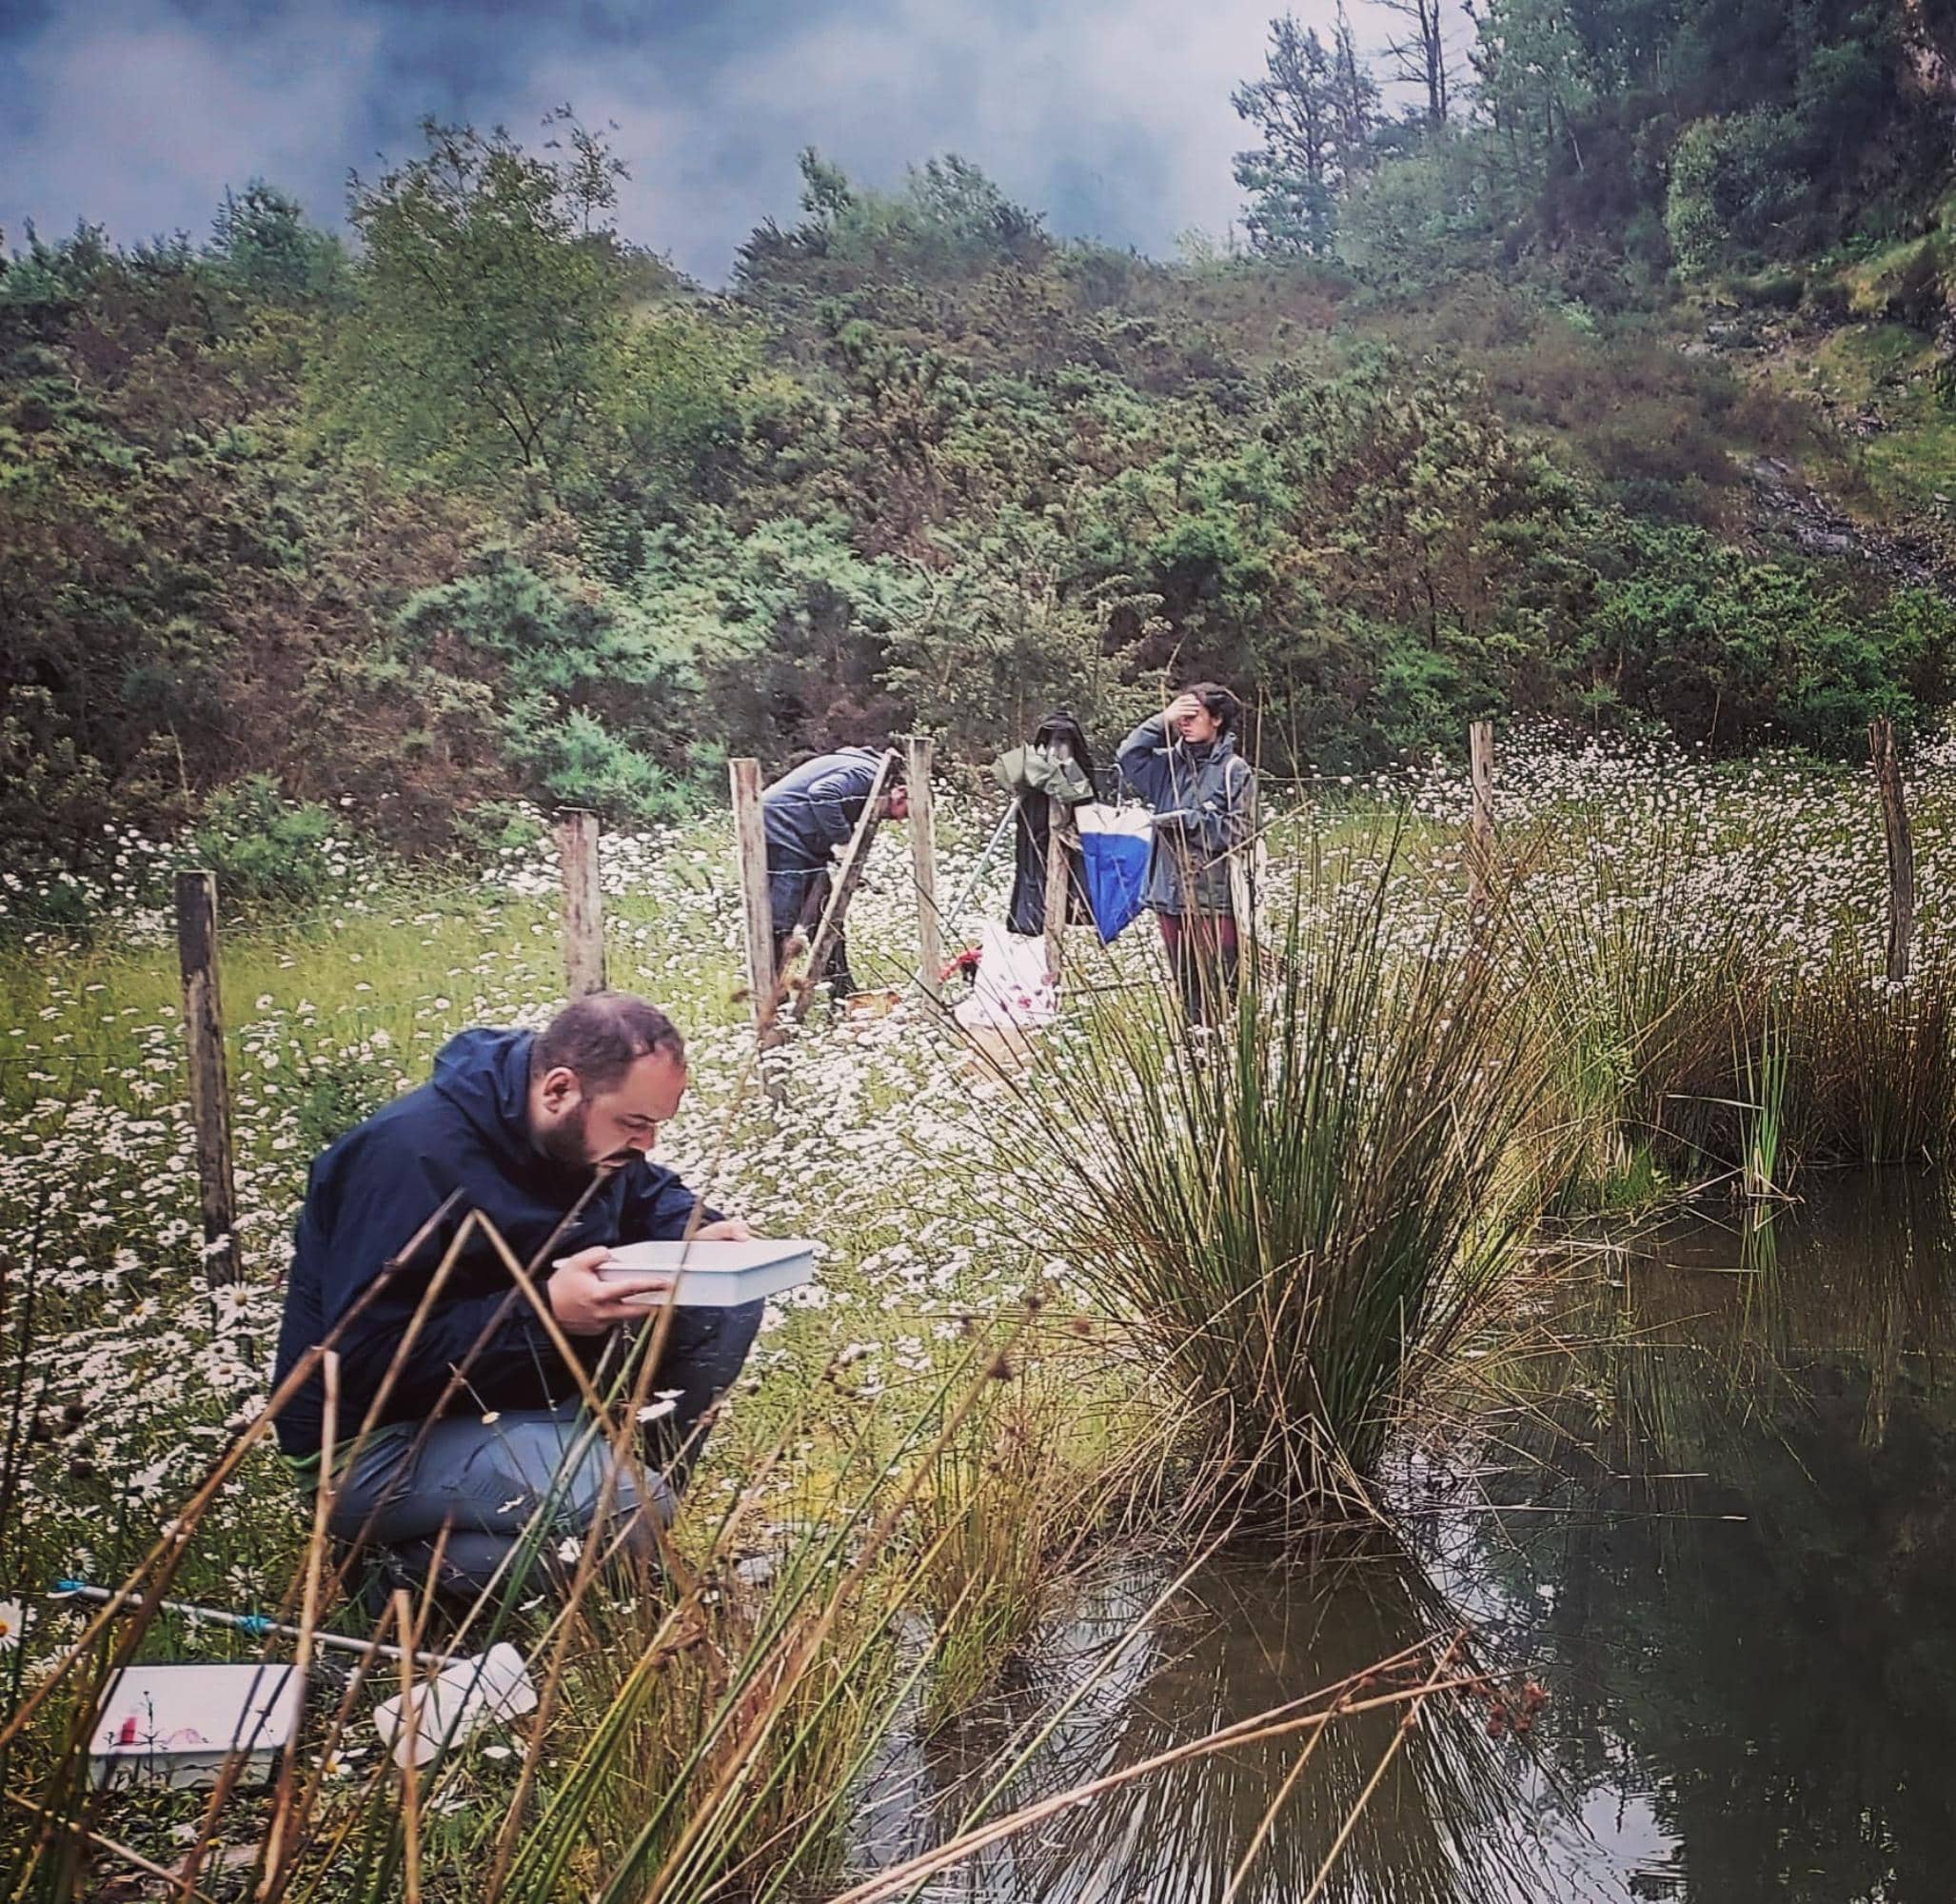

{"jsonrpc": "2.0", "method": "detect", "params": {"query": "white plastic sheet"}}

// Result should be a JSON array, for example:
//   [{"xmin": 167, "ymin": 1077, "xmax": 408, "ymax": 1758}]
[{"xmin": 953, "ymin": 922, "xmax": 1058, "ymax": 1032}]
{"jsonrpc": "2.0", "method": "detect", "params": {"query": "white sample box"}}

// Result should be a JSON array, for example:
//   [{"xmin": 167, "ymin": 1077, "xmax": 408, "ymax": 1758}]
[
  {"xmin": 596, "ymin": 1238, "xmax": 817, "ymax": 1308},
  {"xmin": 90, "ymin": 1661, "xmax": 301, "ymax": 1790}
]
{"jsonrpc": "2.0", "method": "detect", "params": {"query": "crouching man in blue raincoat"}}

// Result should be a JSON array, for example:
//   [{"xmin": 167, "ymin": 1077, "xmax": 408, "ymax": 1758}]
[{"xmin": 271, "ymin": 991, "xmax": 761, "ymax": 1599}]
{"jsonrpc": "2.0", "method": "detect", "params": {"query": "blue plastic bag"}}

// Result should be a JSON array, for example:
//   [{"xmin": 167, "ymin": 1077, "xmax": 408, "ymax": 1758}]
[{"xmin": 1079, "ymin": 823, "xmax": 1152, "ymax": 945}]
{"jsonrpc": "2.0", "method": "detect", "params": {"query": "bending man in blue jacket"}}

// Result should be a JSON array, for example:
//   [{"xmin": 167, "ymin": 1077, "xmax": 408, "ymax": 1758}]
[
  {"xmin": 271, "ymin": 991, "xmax": 762, "ymax": 1598},
  {"xmin": 762, "ymin": 746, "xmax": 907, "ymax": 1000}
]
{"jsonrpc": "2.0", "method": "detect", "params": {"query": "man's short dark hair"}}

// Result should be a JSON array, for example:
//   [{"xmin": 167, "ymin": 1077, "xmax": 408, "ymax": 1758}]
[{"xmin": 531, "ymin": 993, "xmax": 685, "ymax": 1092}]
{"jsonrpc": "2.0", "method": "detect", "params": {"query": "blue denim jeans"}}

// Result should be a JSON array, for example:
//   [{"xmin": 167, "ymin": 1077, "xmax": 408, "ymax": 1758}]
[
  {"xmin": 328, "ymin": 1299, "xmax": 762, "ymax": 1597},
  {"xmin": 769, "ymin": 865, "xmax": 856, "ymax": 996}
]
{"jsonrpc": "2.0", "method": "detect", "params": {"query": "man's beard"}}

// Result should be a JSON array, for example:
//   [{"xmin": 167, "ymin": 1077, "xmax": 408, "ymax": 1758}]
[{"xmin": 537, "ymin": 1102, "xmax": 617, "ymax": 1173}]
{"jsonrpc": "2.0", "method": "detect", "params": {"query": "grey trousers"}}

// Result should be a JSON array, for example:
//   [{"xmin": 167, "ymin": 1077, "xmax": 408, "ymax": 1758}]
[
  {"xmin": 329, "ymin": 1299, "xmax": 762, "ymax": 1597},
  {"xmin": 330, "ymin": 1411, "xmax": 663, "ymax": 1597}
]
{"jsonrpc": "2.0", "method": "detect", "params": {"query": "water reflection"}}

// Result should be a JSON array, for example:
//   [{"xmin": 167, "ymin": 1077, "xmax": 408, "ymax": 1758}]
[
  {"xmin": 859, "ymin": 1546, "xmax": 1597, "ymax": 1903},
  {"xmin": 849, "ymin": 1176, "xmax": 1956, "ymax": 1902},
  {"xmin": 1470, "ymin": 1174, "xmax": 1956, "ymax": 1904}
]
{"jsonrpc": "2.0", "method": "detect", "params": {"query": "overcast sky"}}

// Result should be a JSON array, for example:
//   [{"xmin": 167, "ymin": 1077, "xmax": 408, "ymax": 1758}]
[{"xmin": 0, "ymin": 0, "xmax": 1464, "ymax": 283}]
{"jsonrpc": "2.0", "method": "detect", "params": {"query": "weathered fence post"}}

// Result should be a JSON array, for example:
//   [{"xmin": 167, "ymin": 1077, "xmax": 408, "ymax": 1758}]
[
  {"xmin": 175, "ymin": 870, "xmax": 239, "ymax": 1286},
  {"xmin": 729, "ymin": 759, "xmax": 779, "ymax": 1039},
  {"xmin": 1869, "ymin": 716, "xmax": 1915, "ymax": 982},
  {"xmin": 1043, "ymin": 796, "xmax": 1070, "ymax": 984},
  {"xmin": 557, "ymin": 808, "xmax": 605, "ymax": 999},
  {"xmin": 1468, "ymin": 720, "xmax": 1496, "ymax": 916},
  {"xmin": 908, "ymin": 737, "xmax": 942, "ymax": 1002}
]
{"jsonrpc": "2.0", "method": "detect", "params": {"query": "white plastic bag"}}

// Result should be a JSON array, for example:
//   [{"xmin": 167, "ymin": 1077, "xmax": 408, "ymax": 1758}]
[
  {"xmin": 371, "ymin": 1642, "xmax": 537, "ymax": 1768},
  {"xmin": 953, "ymin": 922, "xmax": 1058, "ymax": 1032}
]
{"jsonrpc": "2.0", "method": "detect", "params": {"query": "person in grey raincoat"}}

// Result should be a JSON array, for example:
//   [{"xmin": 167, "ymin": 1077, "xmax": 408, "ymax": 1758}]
[
  {"xmin": 1116, "ymin": 684, "xmax": 1258, "ymax": 1023},
  {"xmin": 761, "ymin": 746, "xmax": 908, "ymax": 999}
]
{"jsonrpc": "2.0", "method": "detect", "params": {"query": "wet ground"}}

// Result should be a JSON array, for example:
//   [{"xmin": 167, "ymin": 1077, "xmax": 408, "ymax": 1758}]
[{"xmin": 852, "ymin": 1176, "xmax": 1956, "ymax": 1902}]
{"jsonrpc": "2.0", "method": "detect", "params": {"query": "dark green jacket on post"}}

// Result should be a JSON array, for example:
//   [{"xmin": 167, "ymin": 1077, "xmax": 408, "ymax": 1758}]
[{"xmin": 992, "ymin": 743, "xmax": 1095, "ymax": 937}]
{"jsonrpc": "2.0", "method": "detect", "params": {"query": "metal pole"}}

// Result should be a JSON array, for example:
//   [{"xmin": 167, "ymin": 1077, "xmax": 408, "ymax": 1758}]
[{"xmin": 946, "ymin": 797, "xmax": 1022, "ymax": 924}]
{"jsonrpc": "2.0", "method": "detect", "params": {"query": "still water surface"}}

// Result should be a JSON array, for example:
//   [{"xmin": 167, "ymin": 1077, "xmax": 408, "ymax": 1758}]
[{"xmin": 854, "ymin": 1178, "xmax": 1956, "ymax": 1903}]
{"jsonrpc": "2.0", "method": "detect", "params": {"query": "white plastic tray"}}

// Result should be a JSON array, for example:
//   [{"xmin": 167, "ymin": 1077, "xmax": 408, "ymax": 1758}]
[
  {"xmin": 90, "ymin": 1662, "xmax": 301, "ymax": 1790},
  {"xmin": 598, "ymin": 1238, "xmax": 817, "ymax": 1308}
]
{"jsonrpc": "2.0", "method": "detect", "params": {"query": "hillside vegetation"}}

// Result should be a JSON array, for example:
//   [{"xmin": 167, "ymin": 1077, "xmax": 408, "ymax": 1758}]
[{"xmin": 8, "ymin": 0, "xmax": 1956, "ymax": 908}]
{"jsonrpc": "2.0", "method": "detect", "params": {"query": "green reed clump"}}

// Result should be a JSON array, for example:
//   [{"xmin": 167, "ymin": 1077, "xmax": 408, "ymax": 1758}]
[
  {"xmin": 1505, "ymin": 818, "xmax": 1768, "ymax": 1201},
  {"xmin": 1780, "ymin": 956, "xmax": 1956, "ymax": 1166},
  {"xmin": 979, "ymin": 833, "xmax": 1552, "ymax": 1522}
]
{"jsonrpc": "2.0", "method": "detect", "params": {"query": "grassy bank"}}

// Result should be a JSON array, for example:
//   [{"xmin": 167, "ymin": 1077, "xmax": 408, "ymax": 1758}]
[{"xmin": 7, "ymin": 727, "xmax": 1956, "ymax": 1894}]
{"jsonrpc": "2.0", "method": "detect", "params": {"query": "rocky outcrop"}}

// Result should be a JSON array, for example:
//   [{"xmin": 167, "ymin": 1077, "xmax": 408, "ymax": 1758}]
[{"xmin": 1746, "ymin": 455, "xmax": 1949, "ymax": 586}]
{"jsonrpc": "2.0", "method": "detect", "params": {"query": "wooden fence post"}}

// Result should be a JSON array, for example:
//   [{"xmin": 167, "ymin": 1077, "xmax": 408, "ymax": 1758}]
[
  {"xmin": 175, "ymin": 871, "xmax": 239, "ymax": 1286},
  {"xmin": 729, "ymin": 760, "xmax": 780, "ymax": 1039},
  {"xmin": 1468, "ymin": 720, "xmax": 1496, "ymax": 916},
  {"xmin": 1870, "ymin": 717, "xmax": 1915, "ymax": 982},
  {"xmin": 1043, "ymin": 796, "xmax": 1070, "ymax": 984},
  {"xmin": 908, "ymin": 737, "xmax": 942, "ymax": 1002},
  {"xmin": 557, "ymin": 808, "xmax": 605, "ymax": 999}
]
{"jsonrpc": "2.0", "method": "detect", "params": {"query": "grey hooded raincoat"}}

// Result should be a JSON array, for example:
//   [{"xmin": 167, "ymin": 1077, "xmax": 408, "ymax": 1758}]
[{"xmin": 1116, "ymin": 715, "xmax": 1257, "ymax": 917}]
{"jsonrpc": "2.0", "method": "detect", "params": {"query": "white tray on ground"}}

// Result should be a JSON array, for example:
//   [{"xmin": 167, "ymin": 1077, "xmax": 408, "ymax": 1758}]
[
  {"xmin": 597, "ymin": 1238, "xmax": 817, "ymax": 1308},
  {"xmin": 89, "ymin": 1662, "xmax": 301, "ymax": 1790}
]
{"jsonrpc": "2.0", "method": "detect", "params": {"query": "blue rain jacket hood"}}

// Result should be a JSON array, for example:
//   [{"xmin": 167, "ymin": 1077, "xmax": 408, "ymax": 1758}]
[
  {"xmin": 271, "ymin": 1026, "xmax": 711, "ymax": 1458},
  {"xmin": 1116, "ymin": 715, "xmax": 1259, "ymax": 916},
  {"xmin": 761, "ymin": 748, "xmax": 889, "ymax": 869}
]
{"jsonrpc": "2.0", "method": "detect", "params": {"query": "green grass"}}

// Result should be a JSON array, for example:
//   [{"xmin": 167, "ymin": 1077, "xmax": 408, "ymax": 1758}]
[{"xmin": 1776, "ymin": 320, "xmax": 1956, "ymax": 512}]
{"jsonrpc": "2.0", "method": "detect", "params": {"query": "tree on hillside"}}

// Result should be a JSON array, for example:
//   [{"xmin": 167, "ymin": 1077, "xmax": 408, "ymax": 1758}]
[
  {"xmin": 1466, "ymin": 0, "xmax": 1600, "ymax": 184},
  {"xmin": 739, "ymin": 149, "xmax": 1049, "ymax": 288},
  {"xmin": 329, "ymin": 113, "xmax": 634, "ymax": 495},
  {"xmin": 1332, "ymin": 4, "xmax": 1384, "ymax": 178},
  {"xmin": 1233, "ymin": 14, "xmax": 1363, "ymax": 256},
  {"xmin": 1380, "ymin": 0, "xmax": 1452, "ymax": 125},
  {"xmin": 210, "ymin": 183, "xmax": 346, "ymax": 304}
]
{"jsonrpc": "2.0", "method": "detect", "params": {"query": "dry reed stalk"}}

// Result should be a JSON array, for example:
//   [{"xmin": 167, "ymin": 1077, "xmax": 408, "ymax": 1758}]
[
  {"xmin": 257, "ymin": 1354, "xmax": 339, "ymax": 1899},
  {"xmin": 393, "ymin": 1592, "xmax": 423, "ymax": 1904},
  {"xmin": 1299, "ymin": 1630, "xmax": 1469, "ymax": 1904},
  {"xmin": 825, "ymin": 1648, "xmax": 1489, "ymax": 1904}
]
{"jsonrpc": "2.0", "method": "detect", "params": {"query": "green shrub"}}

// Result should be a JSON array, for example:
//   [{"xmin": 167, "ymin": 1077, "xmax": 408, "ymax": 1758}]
[
  {"xmin": 985, "ymin": 829, "xmax": 1551, "ymax": 1520},
  {"xmin": 395, "ymin": 545, "xmax": 706, "ymax": 823},
  {"xmin": 1665, "ymin": 111, "xmax": 1804, "ymax": 277},
  {"xmin": 188, "ymin": 776, "xmax": 339, "ymax": 905},
  {"xmin": 509, "ymin": 706, "xmax": 688, "ymax": 823}
]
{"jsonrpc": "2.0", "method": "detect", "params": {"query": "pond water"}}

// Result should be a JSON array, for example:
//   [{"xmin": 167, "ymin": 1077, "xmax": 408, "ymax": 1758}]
[{"xmin": 854, "ymin": 1177, "xmax": 1956, "ymax": 1903}]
